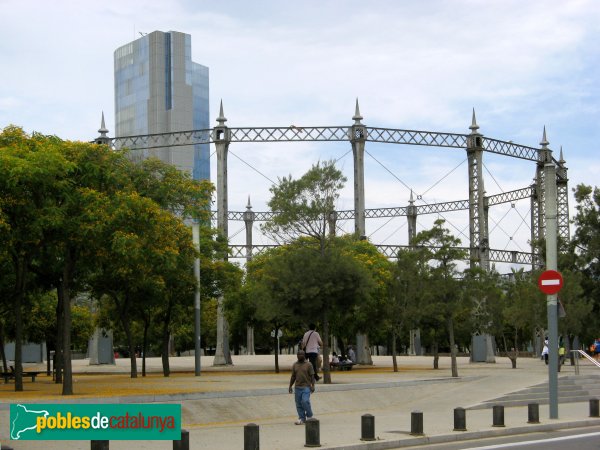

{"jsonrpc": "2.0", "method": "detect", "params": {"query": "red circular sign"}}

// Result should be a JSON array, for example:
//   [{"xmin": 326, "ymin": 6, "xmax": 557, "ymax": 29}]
[{"xmin": 538, "ymin": 270, "xmax": 563, "ymax": 295}]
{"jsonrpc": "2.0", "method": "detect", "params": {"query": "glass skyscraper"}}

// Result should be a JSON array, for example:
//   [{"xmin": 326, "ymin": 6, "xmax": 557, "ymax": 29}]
[{"xmin": 114, "ymin": 30, "xmax": 210, "ymax": 181}]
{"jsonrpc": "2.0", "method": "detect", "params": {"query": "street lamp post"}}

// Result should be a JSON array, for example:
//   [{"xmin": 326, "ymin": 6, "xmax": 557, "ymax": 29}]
[{"xmin": 193, "ymin": 222, "xmax": 201, "ymax": 376}]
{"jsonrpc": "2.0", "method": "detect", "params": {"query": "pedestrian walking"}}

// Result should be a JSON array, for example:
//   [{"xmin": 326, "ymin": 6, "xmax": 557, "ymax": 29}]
[
  {"xmin": 289, "ymin": 350, "xmax": 316, "ymax": 425},
  {"xmin": 301, "ymin": 323, "xmax": 323, "ymax": 381}
]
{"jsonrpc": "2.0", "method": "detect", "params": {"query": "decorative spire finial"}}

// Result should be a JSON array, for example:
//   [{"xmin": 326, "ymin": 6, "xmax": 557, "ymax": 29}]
[
  {"xmin": 98, "ymin": 111, "xmax": 109, "ymax": 137},
  {"xmin": 559, "ymin": 146, "xmax": 565, "ymax": 163},
  {"xmin": 540, "ymin": 126, "xmax": 549, "ymax": 148},
  {"xmin": 409, "ymin": 190, "xmax": 415, "ymax": 203},
  {"xmin": 246, "ymin": 195, "xmax": 252, "ymax": 209},
  {"xmin": 217, "ymin": 100, "xmax": 227, "ymax": 125},
  {"xmin": 469, "ymin": 108, "xmax": 479, "ymax": 134},
  {"xmin": 352, "ymin": 98, "xmax": 363, "ymax": 124}
]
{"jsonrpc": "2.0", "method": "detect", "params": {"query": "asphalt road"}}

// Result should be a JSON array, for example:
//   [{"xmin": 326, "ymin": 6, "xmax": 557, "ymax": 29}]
[{"xmin": 406, "ymin": 425, "xmax": 600, "ymax": 449}]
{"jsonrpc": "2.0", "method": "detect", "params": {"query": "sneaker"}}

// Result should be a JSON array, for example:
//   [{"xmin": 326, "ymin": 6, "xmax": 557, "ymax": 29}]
[{"xmin": 295, "ymin": 419, "xmax": 305, "ymax": 425}]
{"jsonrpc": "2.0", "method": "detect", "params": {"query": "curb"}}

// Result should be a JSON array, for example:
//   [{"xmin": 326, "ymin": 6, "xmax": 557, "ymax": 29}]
[{"xmin": 319, "ymin": 419, "xmax": 600, "ymax": 449}]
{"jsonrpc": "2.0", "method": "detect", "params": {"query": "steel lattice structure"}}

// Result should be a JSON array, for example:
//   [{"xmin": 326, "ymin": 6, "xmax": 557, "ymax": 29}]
[
  {"xmin": 96, "ymin": 101, "xmax": 570, "ymax": 269},
  {"xmin": 111, "ymin": 127, "xmax": 542, "ymax": 161}
]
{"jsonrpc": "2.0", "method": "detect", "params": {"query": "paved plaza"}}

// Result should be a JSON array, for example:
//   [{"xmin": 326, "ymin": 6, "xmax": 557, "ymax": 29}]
[{"xmin": 1, "ymin": 354, "xmax": 600, "ymax": 449}]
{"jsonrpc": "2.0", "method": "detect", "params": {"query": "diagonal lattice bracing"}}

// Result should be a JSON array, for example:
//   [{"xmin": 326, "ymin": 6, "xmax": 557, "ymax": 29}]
[
  {"xmin": 112, "ymin": 129, "xmax": 212, "ymax": 150},
  {"xmin": 110, "ymin": 127, "xmax": 541, "ymax": 165},
  {"xmin": 367, "ymin": 128, "xmax": 467, "ymax": 147},
  {"xmin": 214, "ymin": 190, "xmax": 534, "ymax": 222},
  {"xmin": 228, "ymin": 243, "xmax": 535, "ymax": 266},
  {"xmin": 417, "ymin": 200, "xmax": 470, "ymax": 214},
  {"xmin": 487, "ymin": 187, "xmax": 534, "ymax": 206},
  {"xmin": 229, "ymin": 244, "xmax": 279, "ymax": 258},
  {"xmin": 365, "ymin": 207, "xmax": 408, "ymax": 218},
  {"xmin": 229, "ymin": 127, "xmax": 351, "ymax": 142},
  {"xmin": 482, "ymin": 138, "xmax": 539, "ymax": 161}
]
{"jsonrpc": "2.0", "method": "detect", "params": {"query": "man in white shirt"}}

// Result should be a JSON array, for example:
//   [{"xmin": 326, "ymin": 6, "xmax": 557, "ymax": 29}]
[{"xmin": 302, "ymin": 323, "xmax": 323, "ymax": 381}]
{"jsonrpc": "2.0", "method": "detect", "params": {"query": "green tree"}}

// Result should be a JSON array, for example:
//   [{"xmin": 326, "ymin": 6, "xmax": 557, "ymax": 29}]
[
  {"xmin": 388, "ymin": 247, "xmax": 431, "ymax": 371},
  {"xmin": 500, "ymin": 270, "xmax": 539, "ymax": 367},
  {"xmin": 0, "ymin": 126, "xmax": 73, "ymax": 391},
  {"xmin": 412, "ymin": 219, "xmax": 467, "ymax": 377},
  {"xmin": 570, "ymin": 184, "xmax": 600, "ymax": 338},
  {"xmin": 91, "ymin": 192, "xmax": 186, "ymax": 378},
  {"xmin": 261, "ymin": 161, "xmax": 349, "ymax": 383}
]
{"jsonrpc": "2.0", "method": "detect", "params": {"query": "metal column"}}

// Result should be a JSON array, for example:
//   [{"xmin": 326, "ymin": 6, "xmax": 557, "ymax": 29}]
[
  {"xmin": 243, "ymin": 197, "xmax": 256, "ymax": 355},
  {"xmin": 556, "ymin": 148, "xmax": 570, "ymax": 250},
  {"xmin": 407, "ymin": 191, "xmax": 417, "ymax": 245},
  {"xmin": 541, "ymin": 129, "xmax": 559, "ymax": 419},
  {"xmin": 466, "ymin": 111, "xmax": 489, "ymax": 271},
  {"xmin": 351, "ymin": 99, "xmax": 367, "ymax": 239},
  {"xmin": 213, "ymin": 101, "xmax": 233, "ymax": 366}
]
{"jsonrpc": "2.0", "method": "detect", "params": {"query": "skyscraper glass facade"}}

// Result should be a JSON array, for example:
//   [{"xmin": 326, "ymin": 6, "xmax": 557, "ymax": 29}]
[{"xmin": 114, "ymin": 31, "xmax": 209, "ymax": 182}]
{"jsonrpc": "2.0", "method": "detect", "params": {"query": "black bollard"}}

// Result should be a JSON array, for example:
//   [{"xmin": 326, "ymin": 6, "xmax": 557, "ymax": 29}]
[
  {"xmin": 244, "ymin": 423, "xmax": 260, "ymax": 450},
  {"xmin": 527, "ymin": 403, "xmax": 540, "ymax": 424},
  {"xmin": 492, "ymin": 405, "xmax": 505, "ymax": 427},
  {"xmin": 305, "ymin": 418, "xmax": 321, "ymax": 447},
  {"xmin": 590, "ymin": 398, "xmax": 599, "ymax": 417},
  {"xmin": 410, "ymin": 411, "xmax": 424, "ymax": 436},
  {"xmin": 173, "ymin": 429, "xmax": 189, "ymax": 450},
  {"xmin": 361, "ymin": 414, "xmax": 375, "ymax": 441},
  {"xmin": 453, "ymin": 407, "xmax": 467, "ymax": 431},
  {"xmin": 91, "ymin": 441, "xmax": 109, "ymax": 450}
]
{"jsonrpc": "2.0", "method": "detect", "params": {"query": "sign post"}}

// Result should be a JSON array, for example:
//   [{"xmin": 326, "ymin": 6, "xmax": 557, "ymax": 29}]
[{"xmin": 542, "ymin": 145, "xmax": 560, "ymax": 419}]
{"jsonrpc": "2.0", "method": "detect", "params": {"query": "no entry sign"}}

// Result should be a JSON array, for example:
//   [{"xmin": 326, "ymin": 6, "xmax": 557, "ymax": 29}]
[{"xmin": 538, "ymin": 270, "xmax": 563, "ymax": 295}]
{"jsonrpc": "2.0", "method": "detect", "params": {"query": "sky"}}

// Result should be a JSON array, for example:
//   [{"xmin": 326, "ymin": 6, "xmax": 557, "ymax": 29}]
[{"xmin": 1, "ymin": 0, "xmax": 599, "ymax": 271}]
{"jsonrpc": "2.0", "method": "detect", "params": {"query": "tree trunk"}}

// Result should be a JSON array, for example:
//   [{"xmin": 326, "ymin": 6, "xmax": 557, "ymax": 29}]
[
  {"xmin": 161, "ymin": 302, "xmax": 172, "ymax": 377},
  {"xmin": 447, "ymin": 316, "xmax": 458, "ymax": 377},
  {"xmin": 0, "ymin": 322, "xmax": 7, "ymax": 373},
  {"xmin": 13, "ymin": 255, "xmax": 29, "ymax": 392},
  {"xmin": 392, "ymin": 328, "xmax": 398, "ymax": 372},
  {"xmin": 61, "ymin": 250, "xmax": 75, "ymax": 395},
  {"xmin": 142, "ymin": 318, "xmax": 149, "ymax": 377},
  {"xmin": 55, "ymin": 285, "xmax": 64, "ymax": 384},
  {"xmin": 123, "ymin": 320, "xmax": 137, "ymax": 378},
  {"xmin": 14, "ymin": 290, "xmax": 23, "ymax": 391},
  {"xmin": 433, "ymin": 342, "xmax": 439, "ymax": 369},
  {"xmin": 124, "ymin": 318, "xmax": 137, "ymax": 378}
]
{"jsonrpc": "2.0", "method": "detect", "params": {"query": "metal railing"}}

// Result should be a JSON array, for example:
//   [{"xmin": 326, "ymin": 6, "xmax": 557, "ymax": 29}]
[{"xmin": 571, "ymin": 349, "xmax": 600, "ymax": 374}]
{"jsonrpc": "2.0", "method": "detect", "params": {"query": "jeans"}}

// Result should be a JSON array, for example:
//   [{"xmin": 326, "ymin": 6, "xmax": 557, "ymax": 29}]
[{"xmin": 294, "ymin": 386, "xmax": 313, "ymax": 421}]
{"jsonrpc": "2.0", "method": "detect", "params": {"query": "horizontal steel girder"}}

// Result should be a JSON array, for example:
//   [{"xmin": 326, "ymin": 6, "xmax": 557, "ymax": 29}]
[
  {"xmin": 109, "ymin": 127, "xmax": 541, "ymax": 161},
  {"xmin": 228, "ymin": 243, "xmax": 535, "ymax": 265},
  {"xmin": 214, "ymin": 185, "xmax": 533, "ymax": 221}
]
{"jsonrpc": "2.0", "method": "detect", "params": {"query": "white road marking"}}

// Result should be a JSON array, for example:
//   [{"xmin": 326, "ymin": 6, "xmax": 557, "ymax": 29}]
[{"xmin": 465, "ymin": 431, "xmax": 600, "ymax": 449}]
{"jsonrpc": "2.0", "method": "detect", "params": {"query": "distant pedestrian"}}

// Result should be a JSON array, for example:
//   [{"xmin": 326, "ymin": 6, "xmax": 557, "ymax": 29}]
[
  {"xmin": 289, "ymin": 350, "xmax": 315, "ymax": 425},
  {"xmin": 558, "ymin": 338, "xmax": 566, "ymax": 371},
  {"xmin": 302, "ymin": 324, "xmax": 323, "ymax": 381},
  {"xmin": 594, "ymin": 338, "xmax": 600, "ymax": 360},
  {"xmin": 541, "ymin": 339, "xmax": 549, "ymax": 365},
  {"xmin": 347, "ymin": 346, "xmax": 356, "ymax": 363}
]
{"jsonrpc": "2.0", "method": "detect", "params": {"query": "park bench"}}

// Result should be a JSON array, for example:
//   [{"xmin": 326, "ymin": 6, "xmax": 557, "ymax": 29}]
[
  {"xmin": 330, "ymin": 361, "xmax": 355, "ymax": 371},
  {"xmin": 1, "ymin": 367, "xmax": 41, "ymax": 383}
]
